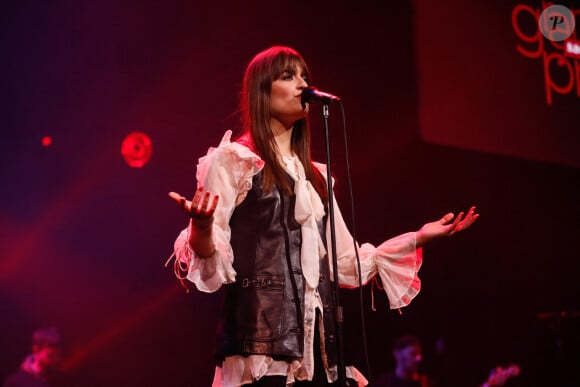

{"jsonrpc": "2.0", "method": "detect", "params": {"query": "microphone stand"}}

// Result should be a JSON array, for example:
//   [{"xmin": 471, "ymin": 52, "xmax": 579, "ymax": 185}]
[{"xmin": 320, "ymin": 101, "xmax": 347, "ymax": 387}]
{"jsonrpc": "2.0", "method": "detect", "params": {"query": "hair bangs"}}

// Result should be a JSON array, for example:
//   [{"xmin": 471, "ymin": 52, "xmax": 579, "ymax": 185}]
[{"xmin": 260, "ymin": 47, "xmax": 310, "ymax": 86}]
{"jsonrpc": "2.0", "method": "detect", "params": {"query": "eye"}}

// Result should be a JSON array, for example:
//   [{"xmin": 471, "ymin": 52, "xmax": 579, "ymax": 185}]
[
  {"xmin": 301, "ymin": 74, "xmax": 310, "ymax": 85},
  {"xmin": 280, "ymin": 72, "xmax": 293, "ymax": 81}
]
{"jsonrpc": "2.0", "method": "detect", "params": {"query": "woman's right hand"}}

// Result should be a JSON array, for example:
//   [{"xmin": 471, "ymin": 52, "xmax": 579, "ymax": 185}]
[
  {"xmin": 168, "ymin": 188, "xmax": 219, "ymax": 230},
  {"xmin": 168, "ymin": 188, "xmax": 219, "ymax": 257}
]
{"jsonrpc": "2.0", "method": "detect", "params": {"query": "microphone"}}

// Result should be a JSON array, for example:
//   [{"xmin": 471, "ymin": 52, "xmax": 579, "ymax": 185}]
[{"xmin": 301, "ymin": 86, "xmax": 342, "ymax": 104}]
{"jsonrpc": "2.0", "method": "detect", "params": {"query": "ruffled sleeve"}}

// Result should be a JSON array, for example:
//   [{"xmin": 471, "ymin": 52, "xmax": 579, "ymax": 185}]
[
  {"xmin": 368, "ymin": 234, "xmax": 422, "ymax": 309},
  {"xmin": 173, "ymin": 130, "xmax": 264, "ymax": 292},
  {"xmin": 313, "ymin": 162, "xmax": 423, "ymax": 309}
]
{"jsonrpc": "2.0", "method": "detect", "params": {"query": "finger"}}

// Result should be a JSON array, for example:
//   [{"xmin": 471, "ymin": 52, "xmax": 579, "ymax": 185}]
[
  {"xmin": 168, "ymin": 191, "xmax": 189, "ymax": 211},
  {"xmin": 464, "ymin": 206, "xmax": 476, "ymax": 218},
  {"xmin": 448, "ymin": 211, "xmax": 464, "ymax": 235},
  {"xmin": 200, "ymin": 191, "xmax": 211, "ymax": 214},
  {"xmin": 458, "ymin": 206, "xmax": 478, "ymax": 227},
  {"xmin": 453, "ymin": 211, "xmax": 465, "ymax": 226},
  {"xmin": 440, "ymin": 212, "xmax": 454, "ymax": 225},
  {"xmin": 168, "ymin": 191, "xmax": 183, "ymax": 203},
  {"xmin": 208, "ymin": 195, "xmax": 220, "ymax": 214},
  {"xmin": 469, "ymin": 207, "xmax": 480, "ymax": 224},
  {"xmin": 191, "ymin": 187, "xmax": 204, "ymax": 211},
  {"xmin": 461, "ymin": 213, "xmax": 480, "ymax": 229}
]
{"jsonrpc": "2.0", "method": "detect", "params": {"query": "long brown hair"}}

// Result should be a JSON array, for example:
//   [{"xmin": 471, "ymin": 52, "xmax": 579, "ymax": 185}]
[{"xmin": 237, "ymin": 46, "xmax": 327, "ymax": 204}]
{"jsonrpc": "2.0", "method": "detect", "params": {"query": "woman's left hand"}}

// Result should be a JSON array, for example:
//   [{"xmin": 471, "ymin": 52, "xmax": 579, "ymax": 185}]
[{"xmin": 416, "ymin": 206, "xmax": 479, "ymax": 247}]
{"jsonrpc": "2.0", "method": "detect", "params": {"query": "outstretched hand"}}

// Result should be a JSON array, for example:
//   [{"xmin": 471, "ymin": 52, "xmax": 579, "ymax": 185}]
[
  {"xmin": 416, "ymin": 206, "xmax": 479, "ymax": 247},
  {"xmin": 168, "ymin": 188, "xmax": 219, "ymax": 258},
  {"xmin": 168, "ymin": 188, "xmax": 219, "ymax": 231}
]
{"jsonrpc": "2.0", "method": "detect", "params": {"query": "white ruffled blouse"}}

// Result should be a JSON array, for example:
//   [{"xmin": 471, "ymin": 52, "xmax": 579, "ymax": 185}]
[{"xmin": 173, "ymin": 131, "xmax": 423, "ymax": 387}]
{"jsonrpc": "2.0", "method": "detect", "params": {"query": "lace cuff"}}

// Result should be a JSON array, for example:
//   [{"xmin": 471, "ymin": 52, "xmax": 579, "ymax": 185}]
[{"xmin": 373, "ymin": 232, "xmax": 422, "ymax": 309}]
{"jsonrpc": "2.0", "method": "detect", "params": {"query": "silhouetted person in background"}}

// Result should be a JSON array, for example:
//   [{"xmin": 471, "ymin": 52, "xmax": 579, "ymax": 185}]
[
  {"xmin": 3, "ymin": 327, "xmax": 64, "ymax": 387},
  {"xmin": 479, "ymin": 364, "xmax": 520, "ymax": 387},
  {"xmin": 375, "ymin": 334, "xmax": 521, "ymax": 387},
  {"xmin": 375, "ymin": 335, "xmax": 437, "ymax": 387}
]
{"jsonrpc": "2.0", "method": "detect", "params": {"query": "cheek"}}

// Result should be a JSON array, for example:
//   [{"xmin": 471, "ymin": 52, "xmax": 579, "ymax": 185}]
[
  {"xmin": 269, "ymin": 94, "xmax": 282, "ymax": 112},
  {"xmin": 270, "ymin": 84, "xmax": 282, "ymax": 99},
  {"xmin": 270, "ymin": 88, "xmax": 282, "ymax": 105},
  {"xmin": 271, "ymin": 83, "xmax": 292, "ymax": 100},
  {"xmin": 271, "ymin": 93, "xmax": 293, "ymax": 114}
]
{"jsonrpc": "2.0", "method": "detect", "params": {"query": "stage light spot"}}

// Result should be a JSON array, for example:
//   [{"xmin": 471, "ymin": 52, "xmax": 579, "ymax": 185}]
[
  {"xmin": 121, "ymin": 132, "xmax": 153, "ymax": 168},
  {"xmin": 41, "ymin": 136, "xmax": 52, "ymax": 147}
]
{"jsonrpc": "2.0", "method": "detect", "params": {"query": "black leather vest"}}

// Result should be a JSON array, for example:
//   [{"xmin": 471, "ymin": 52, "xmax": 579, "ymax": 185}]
[{"xmin": 215, "ymin": 170, "xmax": 337, "ymax": 365}]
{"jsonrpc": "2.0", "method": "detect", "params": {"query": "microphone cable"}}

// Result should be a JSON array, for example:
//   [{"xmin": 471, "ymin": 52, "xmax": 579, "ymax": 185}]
[{"xmin": 337, "ymin": 101, "xmax": 374, "ymax": 384}]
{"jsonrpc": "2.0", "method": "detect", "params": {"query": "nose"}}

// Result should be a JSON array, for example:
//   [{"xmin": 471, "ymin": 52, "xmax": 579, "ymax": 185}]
[{"xmin": 297, "ymin": 77, "xmax": 308, "ymax": 89}]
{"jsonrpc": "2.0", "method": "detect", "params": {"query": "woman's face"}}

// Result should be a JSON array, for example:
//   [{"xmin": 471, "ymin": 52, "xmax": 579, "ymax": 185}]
[{"xmin": 269, "ymin": 63, "xmax": 309, "ymax": 129}]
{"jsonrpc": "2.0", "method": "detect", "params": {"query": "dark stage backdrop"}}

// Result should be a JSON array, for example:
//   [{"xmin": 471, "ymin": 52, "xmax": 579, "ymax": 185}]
[
  {"xmin": 0, "ymin": 1, "xmax": 578, "ymax": 386},
  {"xmin": 416, "ymin": 0, "xmax": 580, "ymax": 169}
]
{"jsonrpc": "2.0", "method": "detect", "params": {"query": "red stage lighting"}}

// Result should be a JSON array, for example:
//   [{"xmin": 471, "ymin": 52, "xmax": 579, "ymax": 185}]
[
  {"xmin": 121, "ymin": 132, "xmax": 153, "ymax": 168},
  {"xmin": 41, "ymin": 136, "xmax": 52, "ymax": 147}
]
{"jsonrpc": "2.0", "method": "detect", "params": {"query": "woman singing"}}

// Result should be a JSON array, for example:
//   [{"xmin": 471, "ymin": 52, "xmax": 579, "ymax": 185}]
[{"xmin": 169, "ymin": 45, "xmax": 478, "ymax": 387}]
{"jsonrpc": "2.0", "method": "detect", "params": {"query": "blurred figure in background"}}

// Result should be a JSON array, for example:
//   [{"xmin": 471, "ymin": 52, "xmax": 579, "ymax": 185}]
[
  {"xmin": 479, "ymin": 364, "xmax": 520, "ymax": 387},
  {"xmin": 375, "ymin": 335, "xmax": 438, "ymax": 387},
  {"xmin": 374, "ymin": 334, "xmax": 521, "ymax": 387},
  {"xmin": 3, "ymin": 327, "xmax": 64, "ymax": 387}
]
